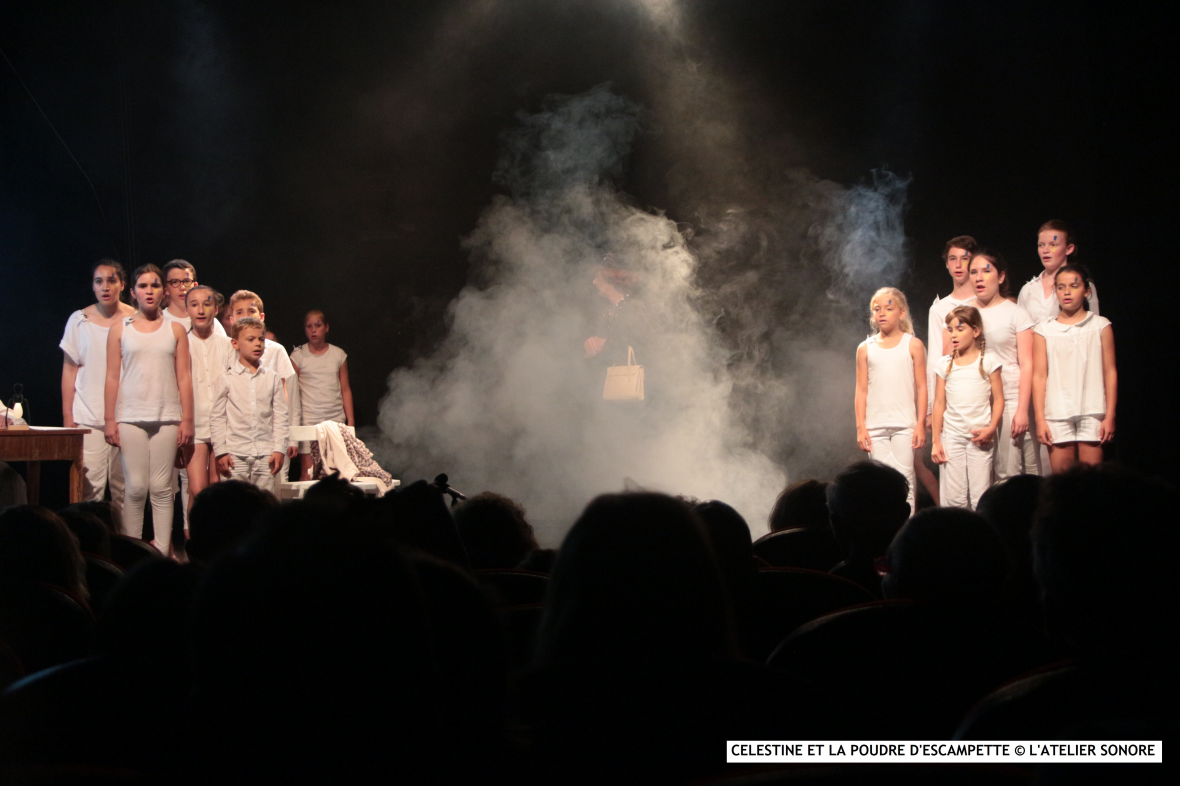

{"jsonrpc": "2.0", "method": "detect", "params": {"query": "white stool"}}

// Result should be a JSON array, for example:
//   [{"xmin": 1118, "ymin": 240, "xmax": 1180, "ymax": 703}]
[{"xmin": 277, "ymin": 425, "xmax": 399, "ymax": 499}]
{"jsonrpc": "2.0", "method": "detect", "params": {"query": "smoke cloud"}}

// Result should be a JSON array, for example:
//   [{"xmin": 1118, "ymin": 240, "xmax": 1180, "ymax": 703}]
[{"xmin": 370, "ymin": 3, "xmax": 912, "ymax": 543}]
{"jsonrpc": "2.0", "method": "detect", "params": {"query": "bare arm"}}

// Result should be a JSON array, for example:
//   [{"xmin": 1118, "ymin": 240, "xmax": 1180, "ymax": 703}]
[
  {"xmin": 1099, "ymin": 325, "xmax": 1117, "ymax": 443},
  {"xmin": 1012, "ymin": 328, "xmax": 1033, "ymax": 438},
  {"xmin": 854, "ymin": 345, "xmax": 870, "ymax": 450},
  {"xmin": 973, "ymin": 369, "xmax": 1005, "ymax": 446},
  {"xmin": 910, "ymin": 339, "xmax": 927, "ymax": 449},
  {"xmin": 62, "ymin": 357, "xmax": 80, "ymax": 427},
  {"xmin": 930, "ymin": 376, "xmax": 948, "ymax": 464},
  {"xmin": 174, "ymin": 324, "xmax": 195, "ymax": 446},
  {"xmin": 339, "ymin": 360, "xmax": 355, "ymax": 427},
  {"xmin": 104, "ymin": 321, "xmax": 124, "ymax": 445},
  {"xmin": 1032, "ymin": 333, "xmax": 1051, "ymax": 445}
]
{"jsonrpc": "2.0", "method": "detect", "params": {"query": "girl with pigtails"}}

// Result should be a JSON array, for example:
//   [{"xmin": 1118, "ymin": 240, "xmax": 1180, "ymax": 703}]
[
  {"xmin": 854, "ymin": 287, "xmax": 927, "ymax": 515},
  {"xmin": 931, "ymin": 305, "xmax": 1003, "ymax": 510}
]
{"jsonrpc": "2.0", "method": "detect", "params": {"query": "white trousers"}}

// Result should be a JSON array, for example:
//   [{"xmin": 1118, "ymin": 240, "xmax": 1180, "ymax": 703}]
[
  {"xmin": 230, "ymin": 454, "xmax": 275, "ymax": 492},
  {"xmin": 867, "ymin": 426, "xmax": 915, "ymax": 515},
  {"xmin": 993, "ymin": 397, "xmax": 1039, "ymax": 481},
  {"xmin": 119, "ymin": 422, "xmax": 178, "ymax": 553},
  {"xmin": 81, "ymin": 427, "xmax": 125, "ymax": 514},
  {"xmin": 939, "ymin": 434, "xmax": 993, "ymax": 510}
]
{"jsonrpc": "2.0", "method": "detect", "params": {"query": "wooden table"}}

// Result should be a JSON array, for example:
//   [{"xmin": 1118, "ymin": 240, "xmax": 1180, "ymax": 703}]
[{"xmin": 0, "ymin": 427, "xmax": 91, "ymax": 505}]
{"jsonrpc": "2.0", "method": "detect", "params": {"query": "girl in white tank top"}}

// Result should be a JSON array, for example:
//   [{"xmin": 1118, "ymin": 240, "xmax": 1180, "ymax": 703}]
[
  {"xmin": 103, "ymin": 264, "xmax": 194, "ymax": 556},
  {"xmin": 855, "ymin": 288, "xmax": 928, "ymax": 514}
]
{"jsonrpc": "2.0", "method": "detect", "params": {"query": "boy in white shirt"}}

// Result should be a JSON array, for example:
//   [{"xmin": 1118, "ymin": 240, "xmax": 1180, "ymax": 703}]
[
  {"xmin": 211, "ymin": 317, "xmax": 289, "ymax": 491},
  {"xmin": 919, "ymin": 235, "xmax": 979, "ymax": 504},
  {"xmin": 228, "ymin": 289, "xmax": 301, "ymax": 491},
  {"xmin": 182, "ymin": 285, "xmax": 236, "ymax": 528},
  {"xmin": 162, "ymin": 260, "xmax": 228, "ymax": 336}
]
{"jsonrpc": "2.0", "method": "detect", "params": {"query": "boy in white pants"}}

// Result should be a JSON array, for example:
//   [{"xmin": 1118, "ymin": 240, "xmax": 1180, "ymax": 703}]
[{"xmin": 211, "ymin": 317, "xmax": 289, "ymax": 491}]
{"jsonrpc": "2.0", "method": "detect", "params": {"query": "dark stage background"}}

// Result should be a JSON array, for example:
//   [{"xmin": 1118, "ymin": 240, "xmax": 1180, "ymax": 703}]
[{"xmin": 2, "ymin": 0, "xmax": 1175, "ymax": 512}]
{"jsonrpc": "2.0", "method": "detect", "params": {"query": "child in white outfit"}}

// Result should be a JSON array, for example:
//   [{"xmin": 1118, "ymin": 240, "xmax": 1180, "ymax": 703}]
[
  {"xmin": 932, "ymin": 305, "xmax": 1004, "ymax": 510},
  {"xmin": 212, "ymin": 317, "xmax": 289, "ymax": 491},
  {"xmin": 183, "ymin": 285, "xmax": 236, "ymax": 527},
  {"xmin": 290, "ymin": 309, "xmax": 355, "ymax": 480},
  {"xmin": 855, "ymin": 287, "xmax": 927, "ymax": 515},
  {"xmin": 1033, "ymin": 264, "xmax": 1116, "ymax": 473}
]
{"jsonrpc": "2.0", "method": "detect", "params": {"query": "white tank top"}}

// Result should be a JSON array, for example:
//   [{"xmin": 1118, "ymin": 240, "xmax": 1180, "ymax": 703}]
[
  {"xmin": 290, "ymin": 343, "xmax": 347, "ymax": 425},
  {"xmin": 117, "ymin": 317, "xmax": 182, "ymax": 423},
  {"xmin": 864, "ymin": 332, "xmax": 917, "ymax": 429}
]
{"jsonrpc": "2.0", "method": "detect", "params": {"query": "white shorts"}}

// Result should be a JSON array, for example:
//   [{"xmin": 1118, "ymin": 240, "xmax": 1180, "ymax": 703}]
[{"xmin": 1047, "ymin": 415, "xmax": 1102, "ymax": 445}]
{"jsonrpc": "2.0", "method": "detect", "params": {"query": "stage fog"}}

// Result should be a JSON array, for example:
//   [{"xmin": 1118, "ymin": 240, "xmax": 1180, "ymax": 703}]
[{"xmin": 368, "ymin": 4, "xmax": 911, "ymax": 543}]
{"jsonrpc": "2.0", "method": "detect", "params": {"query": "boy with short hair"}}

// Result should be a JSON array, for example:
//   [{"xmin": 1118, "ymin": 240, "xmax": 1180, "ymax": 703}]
[
  {"xmin": 917, "ymin": 235, "xmax": 980, "ymax": 506},
  {"xmin": 211, "ymin": 317, "xmax": 289, "ymax": 491},
  {"xmin": 183, "ymin": 285, "xmax": 235, "ymax": 527},
  {"xmin": 162, "ymin": 259, "xmax": 228, "ymax": 336},
  {"xmin": 228, "ymin": 290, "xmax": 302, "ymax": 488}
]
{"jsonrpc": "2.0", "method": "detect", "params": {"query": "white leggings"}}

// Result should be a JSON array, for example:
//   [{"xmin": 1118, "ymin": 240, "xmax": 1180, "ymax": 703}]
[
  {"xmin": 939, "ymin": 434, "xmax": 993, "ymax": 510},
  {"xmin": 119, "ymin": 421, "xmax": 179, "ymax": 553},
  {"xmin": 82, "ymin": 427, "xmax": 125, "ymax": 514},
  {"xmin": 993, "ymin": 397, "xmax": 1039, "ymax": 481},
  {"xmin": 867, "ymin": 426, "xmax": 915, "ymax": 515}
]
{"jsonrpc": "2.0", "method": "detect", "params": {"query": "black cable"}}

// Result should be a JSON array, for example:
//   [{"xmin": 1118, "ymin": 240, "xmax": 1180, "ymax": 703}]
[{"xmin": 0, "ymin": 43, "xmax": 121, "ymax": 259}]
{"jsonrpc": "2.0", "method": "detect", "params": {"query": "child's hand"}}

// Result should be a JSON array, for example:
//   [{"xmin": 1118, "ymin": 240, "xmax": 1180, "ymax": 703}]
[
  {"xmin": 104, "ymin": 422, "xmax": 121, "ymax": 447},
  {"xmin": 1099, "ymin": 417, "xmax": 1116, "ymax": 444},
  {"xmin": 857, "ymin": 427, "xmax": 872, "ymax": 451},
  {"xmin": 1011, "ymin": 410, "xmax": 1030, "ymax": 439},
  {"xmin": 970, "ymin": 427, "xmax": 993, "ymax": 448},
  {"xmin": 286, "ymin": 445, "xmax": 298, "ymax": 459},
  {"xmin": 217, "ymin": 454, "xmax": 234, "ymax": 478},
  {"xmin": 911, "ymin": 428, "xmax": 925, "ymax": 450},
  {"xmin": 269, "ymin": 451, "xmax": 285, "ymax": 475},
  {"xmin": 177, "ymin": 420, "xmax": 194, "ymax": 447},
  {"xmin": 1036, "ymin": 420, "xmax": 1053, "ymax": 446},
  {"xmin": 931, "ymin": 442, "xmax": 947, "ymax": 464}
]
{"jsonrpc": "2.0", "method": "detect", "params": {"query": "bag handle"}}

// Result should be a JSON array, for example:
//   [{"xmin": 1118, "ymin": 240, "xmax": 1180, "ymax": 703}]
[{"xmin": 627, "ymin": 345, "xmax": 637, "ymax": 366}]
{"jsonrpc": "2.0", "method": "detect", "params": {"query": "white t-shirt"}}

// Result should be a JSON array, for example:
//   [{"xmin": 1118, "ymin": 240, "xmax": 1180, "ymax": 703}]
[
  {"xmin": 261, "ymin": 338, "xmax": 300, "ymax": 426},
  {"xmin": 1017, "ymin": 272, "xmax": 1099, "ymax": 325},
  {"xmin": 164, "ymin": 308, "xmax": 227, "ymax": 336},
  {"xmin": 926, "ymin": 294, "xmax": 975, "ymax": 414},
  {"xmin": 290, "ymin": 343, "xmax": 348, "ymax": 425},
  {"xmin": 935, "ymin": 353, "xmax": 1003, "ymax": 440},
  {"xmin": 189, "ymin": 330, "xmax": 236, "ymax": 441},
  {"xmin": 1034, "ymin": 313, "xmax": 1112, "ymax": 421},
  {"xmin": 977, "ymin": 299, "xmax": 1035, "ymax": 402},
  {"xmin": 59, "ymin": 311, "xmax": 112, "ymax": 427},
  {"xmin": 862, "ymin": 333, "xmax": 917, "ymax": 430}
]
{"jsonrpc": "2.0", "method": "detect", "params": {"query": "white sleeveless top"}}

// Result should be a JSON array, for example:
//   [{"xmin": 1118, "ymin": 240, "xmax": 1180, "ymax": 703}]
[
  {"xmin": 59, "ymin": 311, "xmax": 112, "ymax": 427},
  {"xmin": 863, "ymin": 332, "xmax": 917, "ymax": 430},
  {"xmin": 117, "ymin": 318, "xmax": 182, "ymax": 423},
  {"xmin": 290, "ymin": 343, "xmax": 347, "ymax": 425},
  {"xmin": 1034, "ymin": 313, "xmax": 1111, "ymax": 420}
]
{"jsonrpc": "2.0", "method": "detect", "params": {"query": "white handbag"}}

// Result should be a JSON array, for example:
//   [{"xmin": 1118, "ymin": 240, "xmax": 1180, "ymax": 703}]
[{"xmin": 603, "ymin": 346, "xmax": 645, "ymax": 401}]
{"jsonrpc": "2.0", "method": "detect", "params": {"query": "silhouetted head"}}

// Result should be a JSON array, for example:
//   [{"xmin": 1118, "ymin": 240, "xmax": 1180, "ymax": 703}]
[
  {"xmin": 827, "ymin": 461, "xmax": 910, "ymax": 562},
  {"xmin": 98, "ymin": 559, "xmax": 203, "ymax": 662},
  {"xmin": 977, "ymin": 475, "xmax": 1043, "ymax": 591},
  {"xmin": 58, "ymin": 505, "xmax": 111, "ymax": 557},
  {"xmin": 0, "ymin": 505, "xmax": 87, "ymax": 602},
  {"xmin": 378, "ymin": 479, "xmax": 472, "ymax": 572},
  {"xmin": 70, "ymin": 500, "xmax": 122, "ymax": 536},
  {"xmin": 693, "ymin": 500, "xmax": 754, "ymax": 584},
  {"xmin": 535, "ymin": 493, "xmax": 731, "ymax": 665},
  {"xmin": 189, "ymin": 501, "xmax": 437, "ymax": 781},
  {"xmin": 882, "ymin": 507, "xmax": 1008, "ymax": 606},
  {"xmin": 453, "ymin": 492, "xmax": 538, "ymax": 570},
  {"xmin": 1033, "ymin": 465, "xmax": 1174, "ymax": 671},
  {"xmin": 768, "ymin": 479, "xmax": 831, "ymax": 533},
  {"xmin": 187, "ymin": 480, "xmax": 278, "ymax": 564}
]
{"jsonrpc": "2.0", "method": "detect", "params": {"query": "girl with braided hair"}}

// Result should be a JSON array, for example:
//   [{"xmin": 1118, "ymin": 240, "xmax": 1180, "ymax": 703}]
[{"xmin": 931, "ymin": 306, "xmax": 1004, "ymax": 509}]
